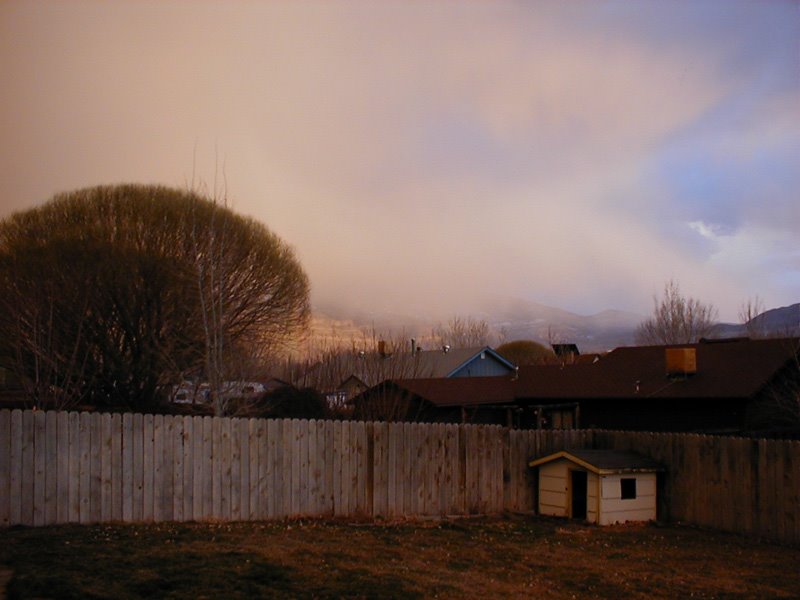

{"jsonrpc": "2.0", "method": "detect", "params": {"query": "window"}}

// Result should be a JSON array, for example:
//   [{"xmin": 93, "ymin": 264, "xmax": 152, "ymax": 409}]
[{"xmin": 620, "ymin": 478, "xmax": 637, "ymax": 500}]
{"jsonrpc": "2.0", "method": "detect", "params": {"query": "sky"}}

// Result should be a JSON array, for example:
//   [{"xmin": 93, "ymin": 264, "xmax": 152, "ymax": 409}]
[{"xmin": 1, "ymin": 1, "xmax": 798, "ymax": 322}]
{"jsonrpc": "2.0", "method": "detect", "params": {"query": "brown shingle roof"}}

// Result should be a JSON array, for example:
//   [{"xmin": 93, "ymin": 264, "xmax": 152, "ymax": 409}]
[
  {"xmin": 390, "ymin": 376, "xmax": 518, "ymax": 407},
  {"xmin": 376, "ymin": 337, "xmax": 799, "ymax": 408},
  {"xmin": 517, "ymin": 337, "xmax": 800, "ymax": 400}
]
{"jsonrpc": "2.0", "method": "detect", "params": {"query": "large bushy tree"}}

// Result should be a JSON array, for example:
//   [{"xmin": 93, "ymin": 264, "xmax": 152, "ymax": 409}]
[{"xmin": 0, "ymin": 184, "xmax": 310, "ymax": 413}]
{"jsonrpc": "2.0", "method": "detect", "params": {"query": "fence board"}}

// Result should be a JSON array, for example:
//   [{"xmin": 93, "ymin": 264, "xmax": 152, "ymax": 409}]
[
  {"xmin": 257, "ymin": 419, "xmax": 268, "ymax": 519},
  {"xmin": 77, "ymin": 412, "xmax": 91, "ymax": 524},
  {"xmin": 299, "ymin": 419, "xmax": 309, "ymax": 516},
  {"xmin": 130, "ymin": 414, "xmax": 143, "ymax": 522},
  {"xmin": 88, "ymin": 413, "xmax": 102, "ymax": 524},
  {"xmin": 99, "ymin": 414, "xmax": 112, "ymax": 523},
  {"xmin": 172, "ymin": 416, "xmax": 185, "ymax": 522},
  {"xmin": 266, "ymin": 419, "xmax": 278, "ymax": 519},
  {"xmin": 230, "ymin": 418, "xmax": 241, "ymax": 522},
  {"xmin": 20, "ymin": 410, "xmax": 35, "ymax": 525},
  {"xmin": 33, "ymin": 410, "xmax": 46, "ymax": 526},
  {"xmin": 247, "ymin": 418, "xmax": 258, "ymax": 520},
  {"xmin": 143, "ymin": 413, "xmax": 155, "ymax": 522},
  {"xmin": 354, "ymin": 420, "xmax": 366, "ymax": 515},
  {"xmin": 193, "ymin": 415, "xmax": 204, "ymax": 520},
  {"xmin": 322, "ymin": 420, "xmax": 334, "ymax": 516},
  {"xmin": 9, "ymin": 411, "xmax": 23, "ymax": 525},
  {"xmin": 0, "ymin": 410, "xmax": 11, "ymax": 526},
  {"xmin": 307, "ymin": 420, "xmax": 318, "ymax": 516},
  {"xmin": 211, "ymin": 417, "xmax": 222, "ymax": 518},
  {"xmin": 202, "ymin": 416, "xmax": 213, "ymax": 519},
  {"xmin": 110, "ymin": 414, "xmax": 122, "ymax": 522},
  {"xmin": 67, "ymin": 413, "xmax": 81, "ymax": 523},
  {"xmin": 401, "ymin": 423, "xmax": 412, "ymax": 517},
  {"xmin": 183, "ymin": 416, "xmax": 194, "ymax": 522},
  {"xmin": 152, "ymin": 415, "xmax": 164, "ymax": 522}
]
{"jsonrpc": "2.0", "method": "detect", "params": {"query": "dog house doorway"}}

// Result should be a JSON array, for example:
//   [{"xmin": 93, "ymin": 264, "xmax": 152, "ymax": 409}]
[{"xmin": 570, "ymin": 470, "xmax": 588, "ymax": 520}]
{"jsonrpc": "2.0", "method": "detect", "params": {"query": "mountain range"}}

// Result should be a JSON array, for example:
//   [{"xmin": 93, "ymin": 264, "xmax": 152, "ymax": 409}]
[{"xmin": 312, "ymin": 299, "xmax": 800, "ymax": 354}]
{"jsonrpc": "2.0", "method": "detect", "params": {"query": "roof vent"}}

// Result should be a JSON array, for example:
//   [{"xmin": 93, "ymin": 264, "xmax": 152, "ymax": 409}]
[{"xmin": 665, "ymin": 347, "xmax": 696, "ymax": 377}]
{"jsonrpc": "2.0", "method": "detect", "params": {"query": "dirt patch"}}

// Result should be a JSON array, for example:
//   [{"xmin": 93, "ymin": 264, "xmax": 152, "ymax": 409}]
[{"xmin": 1, "ymin": 517, "xmax": 798, "ymax": 599}]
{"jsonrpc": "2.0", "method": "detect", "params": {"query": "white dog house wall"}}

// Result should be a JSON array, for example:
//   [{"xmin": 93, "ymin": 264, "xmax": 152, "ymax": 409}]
[{"xmin": 529, "ymin": 449, "xmax": 664, "ymax": 525}]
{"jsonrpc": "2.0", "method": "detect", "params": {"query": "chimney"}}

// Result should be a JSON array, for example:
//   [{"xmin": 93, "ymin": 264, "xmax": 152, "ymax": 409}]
[
  {"xmin": 411, "ymin": 338, "xmax": 416, "ymax": 355},
  {"xmin": 378, "ymin": 340, "xmax": 387, "ymax": 358},
  {"xmin": 665, "ymin": 347, "xmax": 697, "ymax": 377}
]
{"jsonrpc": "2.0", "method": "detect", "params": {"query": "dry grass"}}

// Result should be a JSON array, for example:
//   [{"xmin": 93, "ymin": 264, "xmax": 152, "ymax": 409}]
[{"xmin": 2, "ymin": 516, "xmax": 798, "ymax": 599}]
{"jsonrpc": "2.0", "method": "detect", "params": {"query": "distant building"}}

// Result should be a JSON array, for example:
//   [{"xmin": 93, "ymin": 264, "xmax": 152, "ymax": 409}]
[{"xmin": 353, "ymin": 337, "xmax": 800, "ymax": 434}]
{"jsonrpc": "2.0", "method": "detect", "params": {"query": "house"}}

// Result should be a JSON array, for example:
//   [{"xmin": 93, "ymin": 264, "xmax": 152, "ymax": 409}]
[
  {"xmin": 515, "ymin": 336, "xmax": 800, "ymax": 433},
  {"xmin": 303, "ymin": 345, "xmax": 517, "ymax": 407},
  {"xmin": 353, "ymin": 337, "xmax": 800, "ymax": 433},
  {"xmin": 529, "ymin": 449, "xmax": 663, "ymax": 524},
  {"xmin": 351, "ymin": 376, "xmax": 520, "ymax": 424}
]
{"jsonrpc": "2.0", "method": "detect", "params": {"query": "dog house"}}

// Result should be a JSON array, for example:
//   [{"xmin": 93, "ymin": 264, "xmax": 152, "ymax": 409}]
[{"xmin": 529, "ymin": 449, "xmax": 663, "ymax": 525}]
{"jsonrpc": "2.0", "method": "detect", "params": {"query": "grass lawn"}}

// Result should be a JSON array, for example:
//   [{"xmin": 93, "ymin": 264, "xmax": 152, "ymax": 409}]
[{"xmin": 1, "ymin": 516, "xmax": 798, "ymax": 599}]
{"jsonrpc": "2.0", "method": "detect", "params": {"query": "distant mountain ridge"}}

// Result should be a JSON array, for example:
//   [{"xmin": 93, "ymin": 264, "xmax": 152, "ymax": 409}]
[
  {"xmin": 713, "ymin": 303, "xmax": 800, "ymax": 339},
  {"xmin": 313, "ymin": 299, "xmax": 800, "ymax": 354},
  {"xmin": 314, "ymin": 296, "xmax": 644, "ymax": 353}
]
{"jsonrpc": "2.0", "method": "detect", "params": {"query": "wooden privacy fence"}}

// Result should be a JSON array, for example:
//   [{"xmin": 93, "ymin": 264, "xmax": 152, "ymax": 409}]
[{"xmin": 0, "ymin": 410, "xmax": 798, "ymax": 545}]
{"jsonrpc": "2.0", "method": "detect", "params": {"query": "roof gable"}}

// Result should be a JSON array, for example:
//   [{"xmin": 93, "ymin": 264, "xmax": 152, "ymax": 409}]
[
  {"xmin": 414, "ymin": 346, "xmax": 516, "ymax": 378},
  {"xmin": 529, "ymin": 449, "xmax": 663, "ymax": 474}
]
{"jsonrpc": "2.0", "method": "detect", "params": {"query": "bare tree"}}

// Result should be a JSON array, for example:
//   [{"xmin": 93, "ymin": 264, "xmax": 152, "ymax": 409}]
[
  {"xmin": 635, "ymin": 280, "xmax": 718, "ymax": 345},
  {"xmin": 431, "ymin": 316, "xmax": 491, "ymax": 348},
  {"xmin": 292, "ymin": 328, "xmax": 437, "ymax": 421},
  {"xmin": 739, "ymin": 296, "xmax": 767, "ymax": 338},
  {"xmin": 0, "ymin": 184, "xmax": 310, "ymax": 412}
]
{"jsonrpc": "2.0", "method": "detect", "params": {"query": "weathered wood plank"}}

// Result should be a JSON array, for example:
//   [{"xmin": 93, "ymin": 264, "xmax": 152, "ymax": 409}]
[
  {"xmin": 9, "ymin": 410, "xmax": 23, "ymax": 525},
  {"xmin": 298, "ymin": 419, "xmax": 309, "ymax": 516},
  {"xmin": 333, "ymin": 420, "xmax": 344, "ymax": 517},
  {"xmin": 355, "ymin": 421, "xmax": 368, "ymax": 516},
  {"xmin": 0, "ymin": 411, "xmax": 12, "ymax": 526},
  {"xmin": 88, "ymin": 413, "xmax": 102, "ymax": 524},
  {"xmin": 152, "ymin": 414, "xmax": 164, "ymax": 522},
  {"xmin": 130, "ymin": 413, "xmax": 143, "ymax": 522},
  {"xmin": 266, "ymin": 419, "xmax": 278, "ymax": 519},
  {"xmin": 19, "ymin": 410, "xmax": 35, "ymax": 526},
  {"xmin": 193, "ymin": 415, "xmax": 205, "ymax": 520},
  {"xmin": 323, "ymin": 419, "xmax": 334, "ymax": 516},
  {"xmin": 99, "ymin": 413, "xmax": 112, "ymax": 523},
  {"xmin": 121, "ymin": 413, "xmax": 133, "ymax": 522},
  {"xmin": 341, "ymin": 421, "xmax": 352, "ymax": 516},
  {"xmin": 247, "ymin": 418, "xmax": 258, "ymax": 520},
  {"xmin": 172, "ymin": 416, "xmax": 185, "ymax": 522},
  {"xmin": 77, "ymin": 412, "xmax": 91, "ymax": 524},
  {"xmin": 307, "ymin": 419, "xmax": 319, "ymax": 516},
  {"xmin": 165, "ymin": 415, "xmax": 178, "ymax": 522},
  {"xmin": 110, "ymin": 413, "xmax": 123, "ymax": 522},
  {"xmin": 211, "ymin": 416, "xmax": 222, "ymax": 519},
  {"xmin": 289, "ymin": 418, "xmax": 300, "ymax": 516},
  {"xmin": 220, "ymin": 416, "xmax": 232, "ymax": 520},
  {"xmin": 279, "ymin": 418, "xmax": 291, "ymax": 519},
  {"xmin": 372, "ymin": 421, "xmax": 387, "ymax": 518},
  {"xmin": 32, "ymin": 410, "xmax": 46, "ymax": 526},
  {"xmin": 142, "ymin": 414, "xmax": 154, "ymax": 522},
  {"xmin": 183, "ymin": 416, "xmax": 194, "ymax": 522},
  {"xmin": 229, "ymin": 418, "xmax": 241, "ymax": 521},
  {"xmin": 202, "ymin": 416, "xmax": 214, "ymax": 519},
  {"xmin": 415, "ymin": 423, "xmax": 427, "ymax": 516}
]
